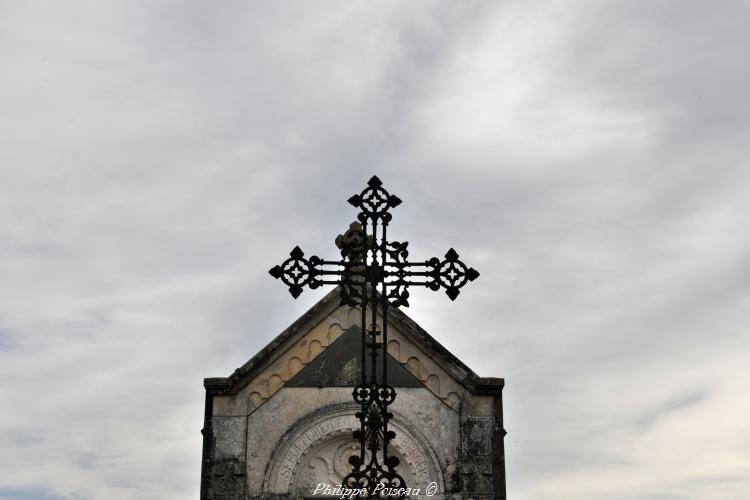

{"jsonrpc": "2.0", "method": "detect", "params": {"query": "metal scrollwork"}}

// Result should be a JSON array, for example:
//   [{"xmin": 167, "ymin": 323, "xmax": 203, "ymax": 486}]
[
  {"xmin": 269, "ymin": 175, "xmax": 479, "ymax": 497},
  {"xmin": 268, "ymin": 246, "xmax": 322, "ymax": 298},
  {"xmin": 433, "ymin": 248, "xmax": 480, "ymax": 300},
  {"xmin": 348, "ymin": 175, "xmax": 402, "ymax": 220}
]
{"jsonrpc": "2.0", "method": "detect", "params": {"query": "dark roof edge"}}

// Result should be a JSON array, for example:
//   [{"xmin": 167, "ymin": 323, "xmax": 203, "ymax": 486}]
[
  {"xmin": 385, "ymin": 303, "xmax": 505, "ymax": 394},
  {"xmin": 464, "ymin": 375, "xmax": 505, "ymax": 394},
  {"xmin": 204, "ymin": 286, "xmax": 504, "ymax": 396},
  {"xmin": 385, "ymin": 304, "xmax": 475, "ymax": 375},
  {"xmin": 204, "ymin": 287, "xmax": 343, "ymax": 395}
]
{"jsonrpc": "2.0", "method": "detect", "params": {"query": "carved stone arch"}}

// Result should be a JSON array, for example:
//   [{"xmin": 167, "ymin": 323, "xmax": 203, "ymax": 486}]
[
  {"xmin": 388, "ymin": 339, "xmax": 401, "ymax": 361},
  {"xmin": 425, "ymin": 374, "xmax": 440, "ymax": 396},
  {"xmin": 308, "ymin": 339, "xmax": 324, "ymax": 360},
  {"xmin": 327, "ymin": 323, "xmax": 343, "ymax": 343},
  {"xmin": 406, "ymin": 357, "xmax": 421, "ymax": 378},
  {"xmin": 264, "ymin": 402, "xmax": 444, "ymax": 498}
]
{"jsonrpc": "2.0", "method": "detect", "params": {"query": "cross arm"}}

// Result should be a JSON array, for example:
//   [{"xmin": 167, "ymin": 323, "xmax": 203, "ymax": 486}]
[
  {"xmin": 268, "ymin": 246, "xmax": 356, "ymax": 298},
  {"xmin": 383, "ymin": 244, "xmax": 479, "ymax": 306}
]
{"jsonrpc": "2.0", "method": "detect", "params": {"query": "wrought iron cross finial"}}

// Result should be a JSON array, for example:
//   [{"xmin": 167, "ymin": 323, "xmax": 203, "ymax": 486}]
[
  {"xmin": 269, "ymin": 175, "xmax": 479, "ymax": 306},
  {"xmin": 269, "ymin": 176, "xmax": 479, "ymax": 496}
]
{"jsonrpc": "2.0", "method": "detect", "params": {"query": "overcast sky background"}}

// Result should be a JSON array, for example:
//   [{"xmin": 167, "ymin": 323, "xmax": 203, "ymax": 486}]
[{"xmin": 1, "ymin": 1, "xmax": 749, "ymax": 499}]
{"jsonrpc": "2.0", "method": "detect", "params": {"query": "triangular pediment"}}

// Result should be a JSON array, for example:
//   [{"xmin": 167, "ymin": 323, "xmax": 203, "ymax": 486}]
[
  {"xmin": 285, "ymin": 326, "xmax": 422, "ymax": 387},
  {"xmin": 204, "ymin": 287, "xmax": 503, "ymax": 415}
]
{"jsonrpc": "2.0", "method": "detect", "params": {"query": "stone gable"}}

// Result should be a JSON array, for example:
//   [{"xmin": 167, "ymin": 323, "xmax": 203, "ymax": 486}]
[{"xmin": 201, "ymin": 288, "xmax": 506, "ymax": 500}]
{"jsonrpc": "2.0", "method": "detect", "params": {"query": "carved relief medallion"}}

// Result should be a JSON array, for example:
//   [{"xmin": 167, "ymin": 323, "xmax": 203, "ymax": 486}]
[{"xmin": 265, "ymin": 404, "xmax": 443, "ymax": 498}]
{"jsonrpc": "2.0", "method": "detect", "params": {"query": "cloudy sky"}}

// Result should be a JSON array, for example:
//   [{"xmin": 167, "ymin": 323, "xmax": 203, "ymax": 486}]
[{"xmin": 1, "ymin": 1, "xmax": 749, "ymax": 499}]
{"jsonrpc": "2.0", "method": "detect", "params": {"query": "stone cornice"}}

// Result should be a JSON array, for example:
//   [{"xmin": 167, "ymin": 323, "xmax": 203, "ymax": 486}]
[{"xmin": 204, "ymin": 286, "xmax": 504, "ymax": 400}]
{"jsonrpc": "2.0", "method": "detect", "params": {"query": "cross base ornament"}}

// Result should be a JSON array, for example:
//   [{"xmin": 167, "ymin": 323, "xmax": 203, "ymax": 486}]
[{"xmin": 269, "ymin": 176, "xmax": 479, "ymax": 497}]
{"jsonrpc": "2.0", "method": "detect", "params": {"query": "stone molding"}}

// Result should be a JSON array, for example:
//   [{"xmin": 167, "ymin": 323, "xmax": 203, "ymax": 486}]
[
  {"xmin": 264, "ymin": 402, "xmax": 444, "ymax": 497},
  {"xmin": 211, "ymin": 302, "xmax": 488, "ymax": 416},
  {"xmin": 205, "ymin": 287, "xmax": 503, "ymax": 408},
  {"xmin": 201, "ymin": 287, "xmax": 507, "ymax": 500}
]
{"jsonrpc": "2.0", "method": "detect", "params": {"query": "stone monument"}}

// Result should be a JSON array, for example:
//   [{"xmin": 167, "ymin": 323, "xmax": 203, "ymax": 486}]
[{"xmin": 200, "ymin": 287, "xmax": 507, "ymax": 499}]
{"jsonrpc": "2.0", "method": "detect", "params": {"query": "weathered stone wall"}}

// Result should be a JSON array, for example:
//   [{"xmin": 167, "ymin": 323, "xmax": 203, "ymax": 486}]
[
  {"xmin": 201, "ymin": 293, "xmax": 505, "ymax": 499},
  {"xmin": 203, "ymin": 386, "xmax": 504, "ymax": 499}
]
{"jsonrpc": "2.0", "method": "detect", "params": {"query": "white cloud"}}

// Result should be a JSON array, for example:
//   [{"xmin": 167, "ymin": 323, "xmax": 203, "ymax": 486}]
[{"xmin": 1, "ymin": 1, "xmax": 748, "ymax": 499}]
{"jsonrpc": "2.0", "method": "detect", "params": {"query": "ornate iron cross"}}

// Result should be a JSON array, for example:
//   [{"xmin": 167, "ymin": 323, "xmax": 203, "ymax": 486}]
[{"xmin": 269, "ymin": 176, "xmax": 479, "ymax": 496}]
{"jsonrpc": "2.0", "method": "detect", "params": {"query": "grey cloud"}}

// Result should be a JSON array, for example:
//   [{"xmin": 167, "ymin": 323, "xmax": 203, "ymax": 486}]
[
  {"xmin": 634, "ymin": 388, "xmax": 710, "ymax": 432},
  {"xmin": 1, "ymin": 1, "xmax": 749, "ymax": 499}
]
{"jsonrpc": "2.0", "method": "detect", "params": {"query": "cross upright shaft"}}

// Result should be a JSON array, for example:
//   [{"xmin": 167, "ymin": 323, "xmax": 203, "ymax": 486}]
[{"xmin": 269, "ymin": 176, "xmax": 479, "ymax": 496}]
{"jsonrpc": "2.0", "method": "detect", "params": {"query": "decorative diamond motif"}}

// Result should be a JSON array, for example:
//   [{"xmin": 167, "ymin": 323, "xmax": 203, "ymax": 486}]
[{"xmin": 268, "ymin": 176, "xmax": 479, "ymax": 497}]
